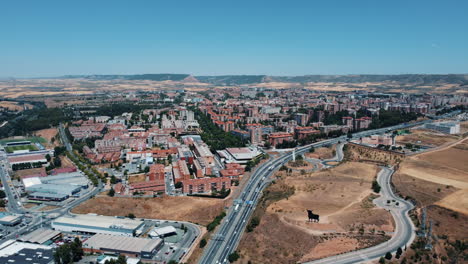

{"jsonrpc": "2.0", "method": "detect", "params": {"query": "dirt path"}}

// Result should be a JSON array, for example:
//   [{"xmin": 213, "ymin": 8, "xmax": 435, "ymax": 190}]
[
  {"xmin": 320, "ymin": 190, "xmax": 373, "ymax": 223},
  {"xmin": 401, "ymin": 168, "xmax": 468, "ymax": 189},
  {"xmin": 411, "ymin": 136, "xmax": 468, "ymax": 157}
]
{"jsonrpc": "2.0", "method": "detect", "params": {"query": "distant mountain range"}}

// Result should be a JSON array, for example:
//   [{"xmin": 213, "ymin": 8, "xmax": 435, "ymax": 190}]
[{"xmin": 61, "ymin": 74, "xmax": 468, "ymax": 86}]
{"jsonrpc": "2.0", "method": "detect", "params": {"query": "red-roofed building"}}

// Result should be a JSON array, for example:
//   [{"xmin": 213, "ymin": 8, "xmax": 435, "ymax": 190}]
[
  {"xmin": 8, "ymin": 154, "xmax": 47, "ymax": 166},
  {"xmin": 220, "ymin": 169, "xmax": 242, "ymax": 179},
  {"xmin": 148, "ymin": 164, "xmax": 165, "ymax": 181},
  {"xmin": 225, "ymin": 163, "xmax": 245, "ymax": 175},
  {"xmin": 342, "ymin": 116, "xmax": 354, "ymax": 127},
  {"xmin": 294, "ymin": 126, "xmax": 320, "ymax": 140},
  {"xmin": 354, "ymin": 117, "xmax": 372, "ymax": 130},
  {"xmin": 114, "ymin": 183, "xmax": 126, "ymax": 195},
  {"xmin": 268, "ymin": 133, "xmax": 294, "ymax": 146},
  {"xmin": 181, "ymin": 177, "xmax": 231, "ymax": 194}
]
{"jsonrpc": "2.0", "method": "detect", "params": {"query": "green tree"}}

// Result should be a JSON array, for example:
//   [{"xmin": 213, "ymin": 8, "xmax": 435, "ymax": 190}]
[
  {"xmin": 127, "ymin": 213, "xmax": 136, "ymax": 219},
  {"xmin": 54, "ymin": 238, "xmax": 83, "ymax": 264},
  {"xmin": 385, "ymin": 252, "xmax": 392, "ymax": 260},
  {"xmin": 247, "ymin": 217, "xmax": 260, "ymax": 232},
  {"xmin": 70, "ymin": 237, "xmax": 84, "ymax": 262},
  {"xmin": 372, "ymin": 180, "xmax": 381, "ymax": 193},
  {"xmin": 45, "ymin": 154, "xmax": 51, "ymax": 162},
  {"xmin": 0, "ymin": 190, "xmax": 6, "ymax": 199},
  {"xmin": 228, "ymin": 251, "xmax": 240, "ymax": 262},
  {"xmin": 53, "ymin": 157, "xmax": 62, "ymax": 167},
  {"xmin": 108, "ymin": 187, "xmax": 115, "ymax": 197},
  {"xmin": 200, "ymin": 238, "xmax": 207, "ymax": 248},
  {"xmin": 104, "ymin": 255, "xmax": 127, "ymax": 264},
  {"xmin": 396, "ymin": 247, "xmax": 403, "ymax": 258},
  {"xmin": 110, "ymin": 175, "xmax": 118, "ymax": 184},
  {"xmin": 378, "ymin": 256, "xmax": 385, "ymax": 264}
]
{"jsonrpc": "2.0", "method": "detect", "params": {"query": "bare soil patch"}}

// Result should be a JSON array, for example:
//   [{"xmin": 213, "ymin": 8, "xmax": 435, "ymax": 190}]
[
  {"xmin": 72, "ymin": 196, "xmax": 225, "ymax": 226},
  {"xmin": 238, "ymin": 162, "xmax": 394, "ymax": 263},
  {"xmin": 305, "ymin": 146, "xmax": 335, "ymax": 160},
  {"xmin": 345, "ymin": 144, "xmax": 404, "ymax": 165},
  {"xmin": 395, "ymin": 137, "xmax": 468, "ymax": 213},
  {"xmin": 34, "ymin": 128, "xmax": 58, "ymax": 146},
  {"xmin": 38, "ymin": 205, "xmax": 60, "ymax": 211},
  {"xmin": 238, "ymin": 212, "xmax": 320, "ymax": 264},
  {"xmin": 396, "ymin": 129, "xmax": 459, "ymax": 147},
  {"xmin": 128, "ymin": 173, "xmax": 146, "ymax": 184}
]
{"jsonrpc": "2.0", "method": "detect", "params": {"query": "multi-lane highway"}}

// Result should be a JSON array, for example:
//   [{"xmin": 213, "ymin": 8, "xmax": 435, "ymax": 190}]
[
  {"xmin": 304, "ymin": 167, "xmax": 415, "ymax": 264},
  {"xmin": 199, "ymin": 120, "xmax": 431, "ymax": 264}
]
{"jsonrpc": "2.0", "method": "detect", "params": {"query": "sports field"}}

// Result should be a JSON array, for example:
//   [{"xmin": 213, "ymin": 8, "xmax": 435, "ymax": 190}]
[
  {"xmin": 4, "ymin": 144, "xmax": 38, "ymax": 153},
  {"xmin": 0, "ymin": 136, "xmax": 46, "ymax": 145}
]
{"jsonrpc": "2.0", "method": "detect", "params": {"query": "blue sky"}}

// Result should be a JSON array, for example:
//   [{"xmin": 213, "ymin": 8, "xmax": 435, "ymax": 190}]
[{"xmin": 1, "ymin": 0, "xmax": 467, "ymax": 77}]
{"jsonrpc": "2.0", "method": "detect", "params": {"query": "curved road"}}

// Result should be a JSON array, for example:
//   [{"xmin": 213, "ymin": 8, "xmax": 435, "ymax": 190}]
[
  {"xmin": 303, "ymin": 167, "xmax": 415, "ymax": 264},
  {"xmin": 199, "ymin": 120, "xmax": 429, "ymax": 264}
]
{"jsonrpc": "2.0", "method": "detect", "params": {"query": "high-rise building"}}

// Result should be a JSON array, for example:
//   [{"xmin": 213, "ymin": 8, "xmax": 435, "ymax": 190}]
[{"xmin": 250, "ymin": 127, "xmax": 262, "ymax": 145}]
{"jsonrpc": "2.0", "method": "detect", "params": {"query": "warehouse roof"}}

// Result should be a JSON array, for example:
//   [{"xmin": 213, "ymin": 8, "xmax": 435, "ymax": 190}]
[
  {"xmin": 29, "ymin": 192, "xmax": 69, "ymax": 199},
  {"xmin": 52, "ymin": 214, "xmax": 143, "ymax": 231},
  {"xmin": 0, "ymin": 240, "xmax": 52, "ymax": 258},
  {"xmin": 18, "ymin": 228, "xmax": 61, "ymax": 244},
  {"xmin": 225, "ymin": 147, "xmax": 261, "ymax": 160},
  {"xmin": 83, "ymin": 233, "xmax": 162, "ymax": 254},
  {"xmin": 26, "ymin": 183, "xmax": 81, "ymax": 195},
  {"xmin": 149, "ymin": 226, "xmax": 177, "ymax": 237}
]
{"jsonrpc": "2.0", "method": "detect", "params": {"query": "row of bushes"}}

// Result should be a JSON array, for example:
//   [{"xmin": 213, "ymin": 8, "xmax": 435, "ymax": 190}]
[{"xmin": 207, "ymin": 211, "xmax": 227, "ymax": 232}]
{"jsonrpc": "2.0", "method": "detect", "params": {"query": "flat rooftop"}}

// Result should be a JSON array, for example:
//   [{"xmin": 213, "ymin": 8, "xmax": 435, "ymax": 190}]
[
  {"xmin": 83, "ymin": 233, "xmax": 162, "ymax": 254},
  {"xmin": 18, "ymin": 228, "xmax": 61, "ymax": 244},
  {"xmin": 0, "ymin": 240, "xmax": 52, "ymax": 257},
  {"xmin": 52, "ymin": 214, "xmax": 143, "ymax": 231}
]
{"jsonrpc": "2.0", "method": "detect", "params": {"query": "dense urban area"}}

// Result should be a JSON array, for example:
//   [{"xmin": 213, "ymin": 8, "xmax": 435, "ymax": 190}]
[{"xmin": 0, "ymin": 75, "xmax": 467, "ymax": 264}]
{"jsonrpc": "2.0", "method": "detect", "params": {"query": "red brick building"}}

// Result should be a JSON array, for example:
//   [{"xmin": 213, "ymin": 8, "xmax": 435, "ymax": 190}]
[
  {"xmin": 294, "ymin": 126, "xmax": 320, "ymax": 140},
  {"xmin": 182, "ymin": 177, "xmax": 231, "ymax": 194},
  {"xmin": 148, "ymin": 164, "xmax": 165, "ymax": 181},
  {"xmin": 268, "ymin": 132, "xmax": 294, "ymax": 146}
]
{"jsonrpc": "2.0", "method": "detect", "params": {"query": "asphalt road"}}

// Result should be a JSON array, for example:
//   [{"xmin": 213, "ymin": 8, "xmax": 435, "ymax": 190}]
[
  {"xmin": 0, "ymin": 124, "xmax": 103, "ymax": 243},
  {"xmin": 303, "ymin": 167, "xmax": 415, "ymax": 264},
  {"xmin": 199, "ymin": 120, "xmax": 432, "ymax": 264}
]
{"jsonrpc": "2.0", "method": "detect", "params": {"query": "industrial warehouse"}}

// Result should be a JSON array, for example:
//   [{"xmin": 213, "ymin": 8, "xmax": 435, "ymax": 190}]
[
  {"xmin": 83, "ymin": 233, "xmax": 163, "ymax": 259},
  {"xmin": 22, "ymin": 171, "xmax": 90, "ymax": 202},
  {"xmin": 51, "ymin": 214, "xmax": 145, "ymax": 236}
]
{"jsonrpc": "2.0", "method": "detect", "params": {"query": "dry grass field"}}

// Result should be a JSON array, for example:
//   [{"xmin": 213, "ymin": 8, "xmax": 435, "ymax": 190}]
[
  {"xmin": 72, "ymin": 196, "xmax": 225, "ymax": 226},
  {"xmin": 128, "ymin": 173, "xmax": 147, "ymax": 184},
  {"xmin": 305, "ymin": 146, "xmax": 335, "ymax": 160},
  {"xmin": 396, "ymin": 129, "xmax": 460, "ymax": 147},
  {"xmin": 395, "ymin": 137, "xmax": 468, "ymax": 214},
  {"xmin": 33, "ymin": 128, "xmax": 58, "ymax": 147},
  {"xmin": 0, "ymin": 101, "xmax": 33, "ymax": 111},
  {"xmin": 345, "ymin": 143, "xmax": 404, "ymax": 165},
  {"xmin": 238, "ymin": 162, "xmax": 393, "ymax": 263},
  {"xmin": 392, "ymin": 136, "xmax": 468, "ymax": 263}
]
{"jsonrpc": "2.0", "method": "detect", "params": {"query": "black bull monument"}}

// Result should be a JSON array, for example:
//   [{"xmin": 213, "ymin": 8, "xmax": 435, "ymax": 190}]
[{"xmin": 307, "ymin": 210, "xmax": 320, "ymax": 222}]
